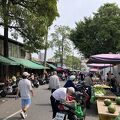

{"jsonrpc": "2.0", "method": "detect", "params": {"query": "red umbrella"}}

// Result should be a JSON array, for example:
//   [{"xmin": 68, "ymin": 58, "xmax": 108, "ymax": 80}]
[{"xmin": 57, "ymin": 67, "xmax": 63, "ymax": 71}]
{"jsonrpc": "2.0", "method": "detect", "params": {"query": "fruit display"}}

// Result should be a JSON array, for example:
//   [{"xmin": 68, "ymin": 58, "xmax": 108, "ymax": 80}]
[
  {"xmin": 115, "ymin": 97, "xmax": 120, "ymax": 105},
  {"xmin": 104, "ymin": 99, "xmax": 111, "ymax": 106},
  {"xmin": 108, "ymin": 104, "xmax": 116, "ymax": 113},
  {"xmin": 94, "ymin": 85, "xmax": 106, "ymax": 97}
]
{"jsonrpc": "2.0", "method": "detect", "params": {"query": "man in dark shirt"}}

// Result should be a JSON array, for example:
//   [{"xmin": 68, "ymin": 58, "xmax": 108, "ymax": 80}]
[
  {"xmin": 64, "ymin": 75, "xmax": 76, "ymax": 89},
  {"xmin": 79, "ymin": 72, "xmax": 85, "ymax": 81}
]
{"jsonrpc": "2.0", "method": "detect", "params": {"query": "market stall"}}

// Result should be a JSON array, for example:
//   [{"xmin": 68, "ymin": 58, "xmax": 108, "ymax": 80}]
[
  {"xmin": 97, "ymin": 100, "xmax": 120, "ymax": 120},
  {"xmin": 93, "ymin": 84, "xmax": 116, "ymax": 100},
  {"xmin": 87, "ymin": 53, "xmax": 120, "ymax": 119}
]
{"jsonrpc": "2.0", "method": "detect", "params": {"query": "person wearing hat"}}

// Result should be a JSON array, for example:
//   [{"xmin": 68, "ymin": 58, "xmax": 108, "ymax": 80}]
[
  {"xmin": 64, "ymin": 75, "xmax": 76, "ymax": 90},
  {"xmin": 50, "ymin": 87, "xmax": 75, "ymax": 119},
  {"xmin": 16, "ymin": 72, "xmax": 34, "ymax": 119}
]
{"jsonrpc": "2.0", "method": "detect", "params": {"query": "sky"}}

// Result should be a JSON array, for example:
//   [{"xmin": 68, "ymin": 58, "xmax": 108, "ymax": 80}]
[
  {"xmin": 52, "ymin": 0, "xmax": 120, "ymax": 28},
  {"xmin": 41, "ymin": 0, "xmax": 120, "ymax": 60}
]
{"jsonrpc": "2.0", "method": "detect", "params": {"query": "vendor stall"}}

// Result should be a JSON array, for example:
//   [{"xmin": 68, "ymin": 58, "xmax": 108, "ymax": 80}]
[
  {"xmin": 97, "ymin": 100, "xmax": 120, "ymax": 120},
  {"xmin": 93, "ymin": 84, "xmax": 116, "ymax": 100}
]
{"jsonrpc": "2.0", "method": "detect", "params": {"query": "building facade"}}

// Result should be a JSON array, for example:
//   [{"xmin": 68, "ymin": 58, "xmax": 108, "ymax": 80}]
[
  {"xmin": 0, "ymin": 35, "xmax": 25, "ymax": 82},
  {"xmin": 0, "ymin": 35, "xmax": 25, "ymax": 58}
]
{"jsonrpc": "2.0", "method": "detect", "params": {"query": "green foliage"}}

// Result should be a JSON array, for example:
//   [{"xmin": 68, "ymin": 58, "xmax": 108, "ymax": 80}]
[
  {"xmin": 50, "ymin": 25, "xmax": 72, "ymax": 63},
  {"xmin": 64, "ymin": 55, "xmax": 81, "ymax": 69},
  {"xmin": 70, "ymin": 3, "xmax": 120, "ymax": 58},
  {"xmin": 0, "ymin": 0, "xmax": 59, "ymax": 53}
]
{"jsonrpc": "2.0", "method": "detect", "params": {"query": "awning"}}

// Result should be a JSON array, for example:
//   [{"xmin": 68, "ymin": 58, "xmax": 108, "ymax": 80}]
[
  {"xmin": 32, "ymin": 60, "xmax": 49, "ymax": 69},
  {"xmin": 47, "ymin": 63, "xmax": 57, "ymax": 70},
  {"xmin": 0, "ymin": 55, "xmax": 18, "ymax": 65},
  {"xmin": 10, "ymin": 57, "xmax": 46, "ymax": 69}
]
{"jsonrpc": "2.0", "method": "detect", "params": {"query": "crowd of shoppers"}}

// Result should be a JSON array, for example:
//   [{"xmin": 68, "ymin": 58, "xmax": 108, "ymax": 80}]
[{"xmin": 14, "ymin": 70, "xmax": 92, "ymax": 119}]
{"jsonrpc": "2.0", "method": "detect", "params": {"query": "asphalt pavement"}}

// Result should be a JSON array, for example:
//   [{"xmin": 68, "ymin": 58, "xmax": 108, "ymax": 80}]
[{"xmin": 0, "ymin": 81, "xmax": 98, "ymax": 120}]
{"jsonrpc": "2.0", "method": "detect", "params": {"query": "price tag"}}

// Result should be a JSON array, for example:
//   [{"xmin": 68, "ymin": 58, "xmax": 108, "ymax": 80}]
[{"xmin": 53, "ymin": 112, "xmax": 65, "ymax": 120}]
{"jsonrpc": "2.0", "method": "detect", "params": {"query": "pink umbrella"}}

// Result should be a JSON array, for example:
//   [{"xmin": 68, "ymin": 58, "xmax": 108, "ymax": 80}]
[
  {"xmin": 89, "ymin": 68, "xmax": 99, "ymax": 72},
  {"xmin": 92, "ymin": 54, "xmax": 120, "ymax": 59},
  {"xmin": 87, "ymin": 63, "xmax": 111, "ymax": 69},
  {"xmin": 87, "ymin": 53, "xmax": 120, "ymax": 64}
]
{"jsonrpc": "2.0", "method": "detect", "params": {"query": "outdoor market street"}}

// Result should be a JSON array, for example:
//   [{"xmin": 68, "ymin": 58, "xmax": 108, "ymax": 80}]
[{"xmin": 0, "ymin": 81, "xmax": 98, "ymax": 120}]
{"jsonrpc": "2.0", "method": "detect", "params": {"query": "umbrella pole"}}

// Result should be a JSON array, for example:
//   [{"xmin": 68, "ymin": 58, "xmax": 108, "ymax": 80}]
[{"xmin": 110, "ymin": 64, "xmax": 112, "ymax": 91}]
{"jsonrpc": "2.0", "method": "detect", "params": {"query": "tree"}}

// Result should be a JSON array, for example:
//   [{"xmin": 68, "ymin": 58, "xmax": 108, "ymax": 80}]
[
  {"xmin": 0, "ymin": 0, "xmax": 58, "ymax": 57},
  {"xmin": 0, "ymin": 0, "xmax": 58, "ymax": 81},
  {"xmin": 64, "ymin": 55, "xmax": 81, "ymax": 70},
  {"xmin": 70, "ymin": 3, "xmax": 120, "ymax": 58},
  {"xmin": 50, "ymin": 25, "xmax": 72, "ymax": 66}
]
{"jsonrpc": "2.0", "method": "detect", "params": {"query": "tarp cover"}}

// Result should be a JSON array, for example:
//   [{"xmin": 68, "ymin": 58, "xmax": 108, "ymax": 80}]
[
  {"xmin": 89, "ymin": 68, "xmax": 99, "ymax": 72},
  {"xmin": 87, "ymin": 54, "xmax": 120, "ymax": 64},
  {"xmin": 47, "ymin": 63, "xmax": 57, "ymax": 70},
  {"xmin": 10, "ymin": 57, "xmax": 45, "ymax": 69},
  {"xmin": 0, "ymin": 55, "xmax": 18, "ymax": 65},
  {"xmin": 87, "ymin": 63, "xmax": 111, "ymax": 69}
]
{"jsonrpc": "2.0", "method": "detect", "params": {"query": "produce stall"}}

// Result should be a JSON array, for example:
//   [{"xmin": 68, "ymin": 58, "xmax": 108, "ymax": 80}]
[
  {"xmin": 97, "ymin": 100, "xmax": 120, "ymax": 120},
  {"xmin": 93, "ymin": 84, "xmax": 116, "ymax": 100}
]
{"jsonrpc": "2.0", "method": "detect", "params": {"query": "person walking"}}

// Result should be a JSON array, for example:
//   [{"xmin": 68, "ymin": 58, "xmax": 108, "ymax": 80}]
[
  {"xmin": 49, "ymin": 71, "xmax": 60, "ymax": 93},
  {"xmin": 50, "ymin": 87, "xmax": 75, "ymax": 119},
  {"xmin": 16, "ymin": 72, "xmax": 34, "ymax": 119}
]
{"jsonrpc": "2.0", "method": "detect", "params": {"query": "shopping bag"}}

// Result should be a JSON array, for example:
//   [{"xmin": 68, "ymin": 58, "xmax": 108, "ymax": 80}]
[
  {"xmin": 53, "ymin": 112, "xmax": 65, "ymax": 120},
  {"xmin": 90, "ymin": 95, "xmax": 96, "ymax": 103},
  {"xmin": 75, "ymin": 103, "xmax": 84, "ymax": 118}
]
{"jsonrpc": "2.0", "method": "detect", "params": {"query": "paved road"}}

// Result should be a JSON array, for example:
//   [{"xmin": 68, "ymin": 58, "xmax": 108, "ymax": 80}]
[{"xmin": 0, "ymin": 81, "xmax": 98, "ymax": 120}]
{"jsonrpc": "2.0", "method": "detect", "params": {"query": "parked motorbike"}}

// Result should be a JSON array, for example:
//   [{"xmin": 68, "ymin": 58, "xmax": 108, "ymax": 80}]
[
  {"xmin": 38, "ymin": 77, "xmax": 46, "ymax": 85},
  {"xmin": 32, "ymin": 80, "xmax": 39, "ymax": 88},
  {"xmin": 0, "ymin": 83, "xmax": 6, "ymax": 97},
  {"xmin": 0, "ymin": 83, "xmax": 18, "ymax": 97},
  {"xmin": 4, "ymin": 83, "xmax": 18, "ymax": 96},
  {"xmin": 57, "ymin": 92, "xmax": 86, "ymax": 120},
  {"xmin": 75, "ymin": 81, "xmax": 91, "ymax": 108}
]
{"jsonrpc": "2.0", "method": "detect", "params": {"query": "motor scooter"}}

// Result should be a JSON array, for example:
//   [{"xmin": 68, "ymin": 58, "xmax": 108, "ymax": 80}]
[
  {"xmin": 75, "ymin": 81, "xmax": 90, "ymax": 106},
  {"xmin": 56, "ymin": 92, "xmax": 86, "ymax": 120},
  {"xmin": 0, "ymin": 83, "xmax": 6, "ymax": 97},
  {"xmin": 38, "ymin": 77, "xmax": 46, "ymax": 85},
  {"xmin": 3, "ymin": 83, "xmax": 18, "ymax": 96},
  {"xmin": 32, "ymin": 79, "xmax": 39, "ymax": 88}
]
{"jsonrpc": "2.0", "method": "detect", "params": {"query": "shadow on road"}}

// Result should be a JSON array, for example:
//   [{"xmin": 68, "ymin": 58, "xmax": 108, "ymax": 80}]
[
  {"xmin": 0, "ymin": 118, "xmax": 4, "ymax": 120},
  {"xmin": 0, "ymin": 117, "xmax": 22, "ymax": 120},
  {"xmin": 35, "ymin": 103, "xmax": 51, "ymax": 106},
  {"xmin": 85, "ymin": 103, "xmax": 98, "ymax": 120}
]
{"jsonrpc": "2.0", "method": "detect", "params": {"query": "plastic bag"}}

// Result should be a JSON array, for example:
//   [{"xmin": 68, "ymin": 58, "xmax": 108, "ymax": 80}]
[
  {"xmin": 90, "ymin": 87, "xmax": 96, "ymax": 103},
  {"xmin": 75, "ymin": 103, "xmax": 84, "ymax": 118},
  {"xmin": 90, "ymin": 95, "xmax": 96, "ymax": 103}
]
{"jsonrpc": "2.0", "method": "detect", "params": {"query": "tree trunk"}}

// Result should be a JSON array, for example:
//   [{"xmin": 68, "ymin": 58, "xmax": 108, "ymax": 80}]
[
  {"xmin": 3, "ymin": 0, "xmax": 9, "ymax": 57},
  {"xmin": 3, "ymin": 0, "xmax": 9, "ymax": 82},
  {"xmin": 44, "ymin": 25, "xmax": 48, "ymax": 72},
  {"xmin": 61, "ymin": 37, "xmax": 64, "ymax": 67}
]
